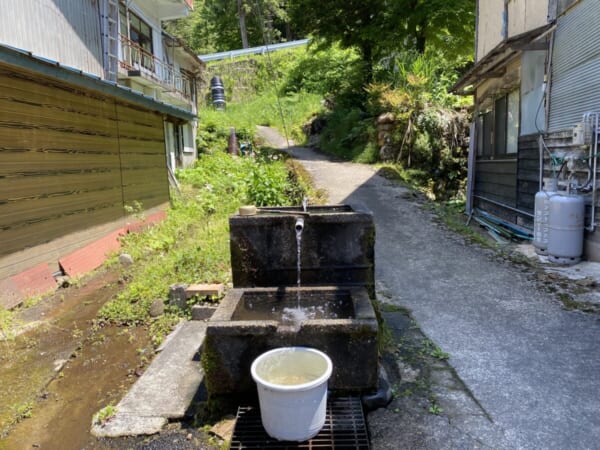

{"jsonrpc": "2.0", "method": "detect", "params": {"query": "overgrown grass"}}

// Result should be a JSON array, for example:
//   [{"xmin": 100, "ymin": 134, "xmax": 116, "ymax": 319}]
[
  {"xmin": 199, "ymin": 45, "xmax": 363, "ymax": 150},
  {"xmin": 0, "ymin": 307, "xmax": 16, "ymax": 340},
  {"xmin": 98, "ymin": 149, "xmax": 315, "ymax": 345},
  {"xmin": 317, "ymin": 108, "xmax": 379, "ymax": 163},
  {"xmin": 199, "ymin": 89, "xmax": 322, "ymax": 149}
]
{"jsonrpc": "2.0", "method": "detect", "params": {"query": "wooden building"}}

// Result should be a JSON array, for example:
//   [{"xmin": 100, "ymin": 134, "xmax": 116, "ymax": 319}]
[
  {"xmin": 454, "ymin": 0, "xmax": 600, "ymax": 261},
  {"xmin": 0, "ymin": 0, "xmax": 203, "ymax": 274}
]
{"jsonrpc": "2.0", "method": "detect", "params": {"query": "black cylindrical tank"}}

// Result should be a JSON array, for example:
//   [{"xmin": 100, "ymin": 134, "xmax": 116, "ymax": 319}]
[{"xmin": 210, "ymin": 76, "xmax": 226, "ymax": 110}]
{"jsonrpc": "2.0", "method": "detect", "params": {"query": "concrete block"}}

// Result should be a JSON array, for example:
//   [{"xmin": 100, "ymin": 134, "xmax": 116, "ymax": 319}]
[
  {"xmin": 229, "ymin": 205, "xmax": 375, "ymax": 296},
  {"xmin": 191, "ymin": 305, "xmax": 216, "ymax": 321},
  {"xmin": 168, "ymin": 283, "xmax": 188, "ymax": 309}
]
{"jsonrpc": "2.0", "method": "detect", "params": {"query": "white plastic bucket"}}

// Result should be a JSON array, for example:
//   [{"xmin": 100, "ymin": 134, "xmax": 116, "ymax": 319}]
[{"xmin": 251, "ymin": 347, "xmax": 333, "ymax": 442}]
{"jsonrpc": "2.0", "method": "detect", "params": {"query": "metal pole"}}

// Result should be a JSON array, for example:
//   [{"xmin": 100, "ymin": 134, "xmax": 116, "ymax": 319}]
[{"xmin": 472, "ymin": 195, "xmax": 535, "ymax": 218}]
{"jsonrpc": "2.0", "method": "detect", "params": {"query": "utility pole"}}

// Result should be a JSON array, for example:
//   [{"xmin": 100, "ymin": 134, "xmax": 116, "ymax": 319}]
[{"xmin": 237, "ymin": 0, "xmax": 249, "ymax": 48}]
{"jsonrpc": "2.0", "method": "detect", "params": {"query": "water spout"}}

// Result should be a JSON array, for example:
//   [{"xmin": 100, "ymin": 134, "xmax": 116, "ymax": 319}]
[{"xmin": 295, "ymin": 217, "xmax": 305, "ymax": 233}]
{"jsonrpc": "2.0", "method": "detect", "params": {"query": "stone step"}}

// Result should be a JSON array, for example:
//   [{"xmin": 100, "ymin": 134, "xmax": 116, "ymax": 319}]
[{"xmin": 186, "ymin": 283, "xmax": 224, "ymax": 298}]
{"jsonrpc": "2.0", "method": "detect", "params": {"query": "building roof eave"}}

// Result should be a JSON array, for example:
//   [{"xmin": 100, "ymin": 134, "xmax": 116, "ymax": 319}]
[
  {"xmin": 162, "ymin": 31, "xmax": 206, "ymax": 72},
  {"xmin": 451, "ymin": 23, "xmax": 555, "ymax": 96}
]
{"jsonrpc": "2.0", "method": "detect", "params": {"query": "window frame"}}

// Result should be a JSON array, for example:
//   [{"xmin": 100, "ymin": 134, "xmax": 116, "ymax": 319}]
[
  {"xmin": 476, "ymin": 88, "xmax": 520, "ymax": 160},
  {"xmin": 119, "ymin": 2, "xmax": 154, "ymax": 71}
]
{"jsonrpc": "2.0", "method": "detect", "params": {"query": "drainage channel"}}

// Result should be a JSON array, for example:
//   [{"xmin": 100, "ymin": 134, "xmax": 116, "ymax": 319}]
[{"xmin": 230, "ymin": 396, "xmax": 370, "ymax": 449}]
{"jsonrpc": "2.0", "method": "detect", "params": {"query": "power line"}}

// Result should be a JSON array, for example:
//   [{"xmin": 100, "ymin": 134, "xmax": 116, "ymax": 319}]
[{"xmin": 252, "ymin": 0, "xmax": 291, "ymax": 149}]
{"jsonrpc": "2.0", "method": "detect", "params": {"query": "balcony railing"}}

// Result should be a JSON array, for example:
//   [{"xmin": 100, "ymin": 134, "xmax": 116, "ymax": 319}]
[{"xmin": 119, "ymin": 35, "xmax": 193, "ymax": 102}]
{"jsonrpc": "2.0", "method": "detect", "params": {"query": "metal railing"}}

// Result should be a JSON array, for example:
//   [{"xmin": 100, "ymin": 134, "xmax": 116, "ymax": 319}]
[{"xmin": 119, "ymin": 35, "xmax": 193, "ymax": 101}]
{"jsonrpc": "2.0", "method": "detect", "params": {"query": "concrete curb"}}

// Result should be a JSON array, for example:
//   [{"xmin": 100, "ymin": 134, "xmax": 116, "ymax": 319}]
[{"xmin": 0, "ymin": 210, "xmax": 167, "ymax": 309}]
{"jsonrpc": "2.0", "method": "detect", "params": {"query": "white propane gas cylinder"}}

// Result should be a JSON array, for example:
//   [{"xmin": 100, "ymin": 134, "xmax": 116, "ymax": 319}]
[
  {"xmin": 547, "ymin": 193, "xmax": 585, "ymax": 264},
  {"xmin": 533, "ymin": 179, "xmax": 558, "ymax": 255}
]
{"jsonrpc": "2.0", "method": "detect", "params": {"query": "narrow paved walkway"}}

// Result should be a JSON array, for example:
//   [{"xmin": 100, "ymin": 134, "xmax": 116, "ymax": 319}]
[{"xmin": 259, "ymin": 127, "xmax": 600, "ymax": 450}]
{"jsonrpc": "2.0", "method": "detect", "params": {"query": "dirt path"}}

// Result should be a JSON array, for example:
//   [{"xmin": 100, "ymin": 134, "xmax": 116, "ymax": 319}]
[{"xmin": 0, "ymin": 269, "xmax": 153, "ymax": 450}]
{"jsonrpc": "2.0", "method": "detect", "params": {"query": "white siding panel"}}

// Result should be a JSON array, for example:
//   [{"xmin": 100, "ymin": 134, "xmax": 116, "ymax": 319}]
[
  {"xmin": 549, "ymin": 0, "xmax": 600, "ymax": 131},
  {"xmin": 0, "ymin": 0, "xmax": 103, "ymax": 77},
  {"xmin": 508, "ymin": 0, "xmax": 549, "ymax": 38},
  {"xmin": 476, "ymin": 0, "xmax": 505, "ymax": 61}
]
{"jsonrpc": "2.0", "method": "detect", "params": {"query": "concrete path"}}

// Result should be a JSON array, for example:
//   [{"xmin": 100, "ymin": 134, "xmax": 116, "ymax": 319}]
[{"xmin": 259, "ymin": 127, "xmax": 600, "ymax": 450}]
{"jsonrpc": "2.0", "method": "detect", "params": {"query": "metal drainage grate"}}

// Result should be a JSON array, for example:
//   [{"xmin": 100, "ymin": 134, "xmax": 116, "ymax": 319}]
[{"xmin": 230, "ymin": 396, "xmax": 370, "ymax": 449}]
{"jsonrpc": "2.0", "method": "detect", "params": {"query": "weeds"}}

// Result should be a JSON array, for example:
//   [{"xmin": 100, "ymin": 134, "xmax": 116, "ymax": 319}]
[
  {"xmin": 430, "ymin": 347, "xmax": 450, "ymax": 360},
  {"xmin": 12, "ymin": 401, "xmax": 33, "ymax": 422},
  {"xmin": 199, "ymin": 89, "xmax": 322, "ymax": 148},
  {"xmin": 92, "ymin": 403, "xmax": 117, "ymax": 426},
  {"xmin": 429, "ymin": 200, "xmax": 496, "ymax": 249},
  {"xmin": 428, "ymin": 402, "xmax": 443, "ymax": 415},
  {"xmin": 0, "ymin": 307, "xmax": 16, "ymax": 341}
]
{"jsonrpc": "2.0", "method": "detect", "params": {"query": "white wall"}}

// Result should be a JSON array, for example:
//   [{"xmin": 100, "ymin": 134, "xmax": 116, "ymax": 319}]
[
  {"xmin": 476, "ymin": 0, "xmax": 506, "ymax": 61},
  {"xmin": 508, "ymin": 0, "xmax": 549, "ymax": 37}
]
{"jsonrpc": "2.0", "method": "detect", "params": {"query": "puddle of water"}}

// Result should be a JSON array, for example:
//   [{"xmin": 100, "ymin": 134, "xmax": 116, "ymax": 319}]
[
  {"xmin": 0, "ymin": 269, "xmax": 152, "ymax": 450},
  {"xmin": 232, "ymin": 291, "xmax": 354, "ymax": 322}
]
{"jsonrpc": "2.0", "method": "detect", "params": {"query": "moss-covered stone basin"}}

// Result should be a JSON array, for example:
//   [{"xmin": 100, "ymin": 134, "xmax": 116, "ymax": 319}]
[{"xmin": 203, "ymin": 286, "xmax": 378, "ymax": 395}]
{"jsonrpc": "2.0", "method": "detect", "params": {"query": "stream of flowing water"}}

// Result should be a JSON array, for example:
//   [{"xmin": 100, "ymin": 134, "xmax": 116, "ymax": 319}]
[
  {"xmin": 297, "ymin": 221, "xmax": 302, "ymax": 294},
  {"xmin": 280, "ymin": 217, "xmax": 306, "ymax": 330}
]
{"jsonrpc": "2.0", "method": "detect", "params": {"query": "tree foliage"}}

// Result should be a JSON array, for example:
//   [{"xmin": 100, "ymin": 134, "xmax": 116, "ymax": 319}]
[
  {"xmin": 167, "ymin": 0, "xmax": 474, "ymax": 74},
  {"xmin": 287, "ymin": 0, "xmax": 475, "ymax": 79},
  {"xmin": 165, "ymin": 0, "xmax": 297, "ymax": 54}
]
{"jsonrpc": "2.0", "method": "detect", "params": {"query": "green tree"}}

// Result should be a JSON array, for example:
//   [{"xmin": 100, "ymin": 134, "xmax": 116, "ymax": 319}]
[
  {"xmin": 393, "ymin": 0, "xmax": 475, "ymax": 60},
  {"xmin": 165, "ymin": 0, "xmax": 296, "ymax": 53},
  {"xmin": 287, "ymin": 0, "xmax": 475, "ymax": 82}
]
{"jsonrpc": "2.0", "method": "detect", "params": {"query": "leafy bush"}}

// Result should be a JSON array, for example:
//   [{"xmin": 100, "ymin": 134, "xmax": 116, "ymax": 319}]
[
  {"xmin": 318, "ymin": 108, "xmax": 377, "ymax": 163},
  {"xmin": 247, "ymin": 158, "xmax": 291, "ymax": 206},
  {"xmin": 282, "ymin": 44, "xmax": 362, "ymax": 98}
]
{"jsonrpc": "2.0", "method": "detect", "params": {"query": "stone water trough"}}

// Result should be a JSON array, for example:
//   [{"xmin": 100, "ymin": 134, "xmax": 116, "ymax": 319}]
[{"xmin": 202, "ymin": 205, "xmax": 379, "ymax": 396}]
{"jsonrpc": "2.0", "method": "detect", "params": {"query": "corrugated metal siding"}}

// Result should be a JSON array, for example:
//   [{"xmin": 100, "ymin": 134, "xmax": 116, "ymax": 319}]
[
  {"xmin": 549, "ymin": 0, "xmax": 600, "ymax": 131},
  {"xmin": 0, "ymin": 64, "xmax": 168, "ymax": 256},
  {"xmin": 0, "ymin": 0, "xmax": 103, "ymax": 77}
]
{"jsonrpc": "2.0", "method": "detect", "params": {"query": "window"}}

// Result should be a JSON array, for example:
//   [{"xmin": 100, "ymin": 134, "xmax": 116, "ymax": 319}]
[
  {"xmin": 477, "ymin": 89, "xmax": 520, "ymax": 158},
  {"xmin": 129, "ymin": 13, "xmax": 153, "ymax": 55},
  {"xmin": 477, "ymin": 111, "xmax": 493, "ymax": 157},
  {"xmin": 119, "ymin": 3, "xmax": 153, "ymax": 71},
  {"xmin": 506, "ymin": 90, "xmax": 519, "ymax": 154},
  {"xmin": 494, "ymin": 96, "xmax": 508, "ymax": 154}
]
